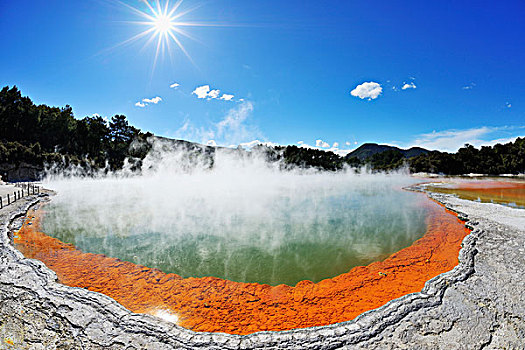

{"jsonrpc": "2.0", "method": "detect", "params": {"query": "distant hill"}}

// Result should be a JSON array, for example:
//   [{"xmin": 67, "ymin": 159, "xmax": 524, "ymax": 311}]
[{"xmin": 345, "ymin": 143, "xmax": 430, "ymax": 160}]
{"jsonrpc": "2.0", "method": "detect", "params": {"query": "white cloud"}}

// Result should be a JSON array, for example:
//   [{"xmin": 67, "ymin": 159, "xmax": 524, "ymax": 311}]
[
  {"xmin": 142, "ymin": 96, "xmax": 162, "ymax": 104},
  {"xmin": 208, "ymin": 89, "xmax": 221, "ymax": 99},
  {"xmin": 220, "ymin": 94, "xmax": 234, "ymax": 101},
  {"xmin": 135, "ymin": 102, "xmax": 146, "ymax": 108},
  {"xmin": 506, "ymin": 102, "xmax": 512, "ymax": 108},
  {"xmin": 401, "ymin": 82, "xmax": 416, "ymax": 90},
  {"xmin": 345, "ymin": 141, "xmax": 351, "ymax": 146},
  {"xmin": 238, "ymin": 140, "xmax": 261, "ymax": 148},
  {"xmin": 350, "ymin": 82, "xmax": 382, "ymax": 100},
  {"xmin": 192, "ymin": 85, "xmax": 236, "ymax": 101},
  {"xmin": 206, "ymin": 140, "xmax": 217, "ymax": 147},
  {"xmin": 170, "ymin": 82, "xmax": 180, "ymax": 89},
  {"xmin": 462, "ymin": 82, "xmax": 476, "ymax": 90},
  {"xmin": 409, "ymin": 126, "xmax": 525, "ymax": 152},
  {"xmin": 192, "ymin": 85, "xmax": 211, "ymax": 99},
  {"xmin": 315, "ymin": 139, "xmax": 330, "ymax": 148},
  {"xmin": 238, "ymin": 140, "xmax": 280, "ymax": 149},
  {"xmin": 298, "ymin": 140, "xmax": 354, "ymax": 156}
]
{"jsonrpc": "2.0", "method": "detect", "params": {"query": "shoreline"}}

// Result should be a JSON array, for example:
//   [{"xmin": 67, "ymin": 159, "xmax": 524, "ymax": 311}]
[
  {"xmin": 0, "ymin": 183, "xmax": 523, "ymax": 348},
  {"xmin": 13, "ymin": 188, "xmax": 468, "ymax": 334}
]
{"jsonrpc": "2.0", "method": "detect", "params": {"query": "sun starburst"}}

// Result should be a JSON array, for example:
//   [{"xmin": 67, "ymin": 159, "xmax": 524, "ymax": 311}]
[{"xmin": 116, "ymin": 0, "xmax": 205, "ymax": 71}]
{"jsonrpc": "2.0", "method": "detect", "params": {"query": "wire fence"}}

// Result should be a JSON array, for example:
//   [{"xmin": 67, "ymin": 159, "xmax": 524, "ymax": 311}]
[{"xmin": 0, "ymin": 182, "xmax": 40, "ymax": 210}]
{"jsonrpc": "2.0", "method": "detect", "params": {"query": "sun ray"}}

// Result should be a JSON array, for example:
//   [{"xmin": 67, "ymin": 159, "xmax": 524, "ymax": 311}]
[
  {"xmin": 93, "ymin": 27, "xmax": 156, "ymax": 58},
  {"xmin": 151, "ymin": 34, "xmax": 163, "ymax": 78},
  {"xmin": 113, "ymin": 0, "xmax": 238, "ymax": 73},
  {"xmin": 142, "ymin": 0, "xmax": 159, "ymax": 18},
  {"xmin": 171, "ymin": 3, "xmax": 203, "ymax": 20},
  {"xmin": 172, "ymin": 27, "xmax": 204, "ymax": 45},
  {"xmin": 156, "ymin": 0, "xmax": 163, "ymax": 16},
  {"xmin": 164, "ymin": 0, "xmax": 170, "ymax": 15},
  {"xmin": 115, "ymin": 0, "xmax": 156, "ymax": 21},
  {"xmin": 167, "ymin": 30, "xmax": 196, "ymax": 67},
  {"xmin": 167, "ymin": 0, "xmax": 184, "ymax": 18}
]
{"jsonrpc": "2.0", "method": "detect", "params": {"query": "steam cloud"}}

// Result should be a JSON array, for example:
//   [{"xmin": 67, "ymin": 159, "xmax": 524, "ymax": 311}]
[{"xmin": 42, "ymin": 141, "xmax": 428, "ymax": 286}]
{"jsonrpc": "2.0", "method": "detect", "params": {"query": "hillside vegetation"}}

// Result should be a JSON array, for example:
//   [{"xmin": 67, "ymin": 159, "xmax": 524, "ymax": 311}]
[{"xmin": 0, "ymin": 86, "xmax": 523, "ymax": 180}]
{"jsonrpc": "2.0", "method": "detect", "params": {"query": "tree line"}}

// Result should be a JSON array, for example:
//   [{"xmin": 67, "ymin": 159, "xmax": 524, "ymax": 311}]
[
  {"xmin": 1, "ymin": 85, "xmax": 523, "ymax": 178},
  {"xmin": 0, "ymin": 85, "xmax": 151, "ymax": 177},
  {"xmin": 408, "ymin": 141, "xmax": 525, "ymax": 175}
]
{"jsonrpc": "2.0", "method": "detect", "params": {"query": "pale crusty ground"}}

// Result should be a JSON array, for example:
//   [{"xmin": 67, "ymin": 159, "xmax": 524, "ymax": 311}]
[{"xmin": 0, "ymin": 185, "xmax": 523, "ymax": 349}]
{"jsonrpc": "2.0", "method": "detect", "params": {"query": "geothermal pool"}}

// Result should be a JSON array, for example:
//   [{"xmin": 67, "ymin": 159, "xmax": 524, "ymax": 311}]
[
  {"xmin": 14, "ymin": 154, "xmax": 473, "ymax": 334},
  {"xmin": 16, "ymin": 165, "xmax": 471, "ymax": 333},
  {"xmin": 427, "ymin": 180, "xmax": 525, "ymax": 209},
  {"xmin": 40, "ymin": 171, "xmax": 428, "ymax": 286}
]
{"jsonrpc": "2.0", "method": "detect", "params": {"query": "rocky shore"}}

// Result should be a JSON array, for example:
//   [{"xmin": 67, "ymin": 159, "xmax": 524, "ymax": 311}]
[{"xmin": 0, "ymin": 185, "xmax": 523, "ymax": 349}]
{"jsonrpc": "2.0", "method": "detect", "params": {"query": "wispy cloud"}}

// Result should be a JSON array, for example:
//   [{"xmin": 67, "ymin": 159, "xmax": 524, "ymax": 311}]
[
  {"xmin": 506, "ymin": 102, "xmax": 512, "ymax": 108},
  {"xmin": 216, "ymin": 101, "xmax": 255, "ymax": 143},
  {"xmin": 169, "ymin": 101, "xmax": 262, "ymax": 147},
  {"xmin": 409, "ymin": 126, "xmax": 525, "ymax": 152},
  {"xmin": 135, "ymin": 102, "xmax": 146, "ymax": 108},
  {"xmin": 462, "ymin": 82, "xmax": 476, "ymax": 90},
  {"xmin": 192, "ymin": 84, "xmax": 236, "ymax": 101},
  {"xmin": 350, "ymin": 82, "xmax": 382, "ymax": 100},
  {"xmin": 170, "ymin": 82, "xmax": 180, "ymax": 89}
]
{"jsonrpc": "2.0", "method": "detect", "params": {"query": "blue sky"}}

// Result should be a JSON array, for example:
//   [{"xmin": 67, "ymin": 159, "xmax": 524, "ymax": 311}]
[{"xmin": 1, "ymin": 0, "xmax": 523, "ymax": 153}]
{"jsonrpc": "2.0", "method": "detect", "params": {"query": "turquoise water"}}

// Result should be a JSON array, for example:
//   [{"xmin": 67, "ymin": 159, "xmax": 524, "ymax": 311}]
[{"xmin": 43, "ymin": 173, "xmax": 428, "ymax": 286}]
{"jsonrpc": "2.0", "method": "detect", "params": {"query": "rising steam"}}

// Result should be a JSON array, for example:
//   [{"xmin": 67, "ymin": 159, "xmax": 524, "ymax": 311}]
[{"xmin": 42, "ymin": 139, "xmax": 428, "ymax": 286}]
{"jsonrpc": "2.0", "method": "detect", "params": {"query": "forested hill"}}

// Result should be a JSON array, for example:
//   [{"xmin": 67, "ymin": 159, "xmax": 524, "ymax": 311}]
[
  {"xmin": 345, "ymin": 143, "xmax": 429, "ymax": 160},
  {"xmin": 0, "ymin": 85, "xmax": 524, "ymax": 181},
  {"xmin": 0, "ymin": 86, "xmax": 152, "ymax": 180}
]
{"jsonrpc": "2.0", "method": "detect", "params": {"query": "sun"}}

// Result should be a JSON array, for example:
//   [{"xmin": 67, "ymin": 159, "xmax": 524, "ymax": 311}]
[
  {"xmin": 154, "ymin": 13, "xmax": 173, "ymax": 34},
  {"xmin": 117, "ymin": 0, "xmax": 205, "ymax": 69}
]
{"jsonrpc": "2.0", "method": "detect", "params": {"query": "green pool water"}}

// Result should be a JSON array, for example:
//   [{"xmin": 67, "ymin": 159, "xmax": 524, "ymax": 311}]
[{"xmin": 43, "ymin": 173, "xmax": 429, "ymax": 286}]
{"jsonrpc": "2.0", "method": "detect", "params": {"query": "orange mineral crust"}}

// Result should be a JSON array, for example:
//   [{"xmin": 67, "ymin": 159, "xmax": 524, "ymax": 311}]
[
  {"xmin": 14, "ymin": 195, "xmax": 469, "ymax": 335},
  {"xmin": 429, "ymin": 181, "xmax": 525, "ymax": 208}
]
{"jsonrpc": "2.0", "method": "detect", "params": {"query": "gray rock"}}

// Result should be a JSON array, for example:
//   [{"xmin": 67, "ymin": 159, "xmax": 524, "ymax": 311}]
[{"xmin": 0, "ymin": 186, "xmax": 523, "ymax": 349}]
